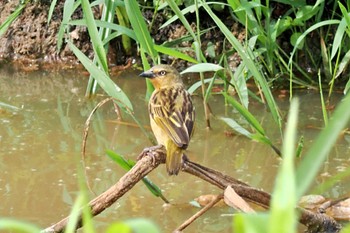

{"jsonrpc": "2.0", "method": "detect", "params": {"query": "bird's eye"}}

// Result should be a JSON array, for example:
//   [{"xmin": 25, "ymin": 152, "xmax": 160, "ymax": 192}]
[{"xmin": 158, "ymin": 70, "xmax": 166, "ymax": 76}]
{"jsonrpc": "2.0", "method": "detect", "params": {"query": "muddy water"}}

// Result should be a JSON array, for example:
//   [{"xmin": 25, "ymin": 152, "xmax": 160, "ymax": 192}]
[{"xmin": 0, "ymin": 67, "xmax": 349, "ymax": 232}]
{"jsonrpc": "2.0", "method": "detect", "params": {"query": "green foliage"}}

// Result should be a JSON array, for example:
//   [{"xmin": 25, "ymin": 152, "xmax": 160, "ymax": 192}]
[
  {"xmin": 234, "ymin": 92, "xmax": 350, "ymax": 232},
  {"xmin": 200, "ymin": 0, "xmax": 282, "ymax": 132},
  {"xmin": 125, "ymin": 0, "xmax": 158, "ymax": 62},
  {"xmin": 1, "ymin": 0, "xmax": 350, "ymax": 232},
  {"xmin": 233, "ymin": 100, "xmax": 299, "ymax": 233},
  {"xmin": 106, "ymin": 219, "xmax": 160, "ymax": 233},
  {"xmin": 105, "ymin": 150, "xmax": 169, "ymax": 202},
  {"xmin": 220, "ymin": 93, "xmax": 280, "ymax": 155},
  {"xmin": 0, "ymin": 218, "xmax": 41, "ymax": 233},
  {"xmin": 68, "ymin": 40, "xmax": 132, "ymax": 110},
  {"xmin": 268, "ymin": 99, "xmax": 298, "ymax": 233},
  {"xmin": 296, "ymin": 92, "xmax": 350, "ymax": 198}
]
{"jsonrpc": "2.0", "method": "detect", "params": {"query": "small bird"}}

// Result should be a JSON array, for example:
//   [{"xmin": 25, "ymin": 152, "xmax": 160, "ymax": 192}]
[{"xmin": 139, "ymin": 64, "xmax": 195, "ymax": 175}]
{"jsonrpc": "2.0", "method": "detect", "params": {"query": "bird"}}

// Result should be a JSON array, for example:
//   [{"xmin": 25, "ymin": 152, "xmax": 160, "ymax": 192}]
[{"xmin": 139, "ymin": 64, "xmax": 195, "ymax": 175}]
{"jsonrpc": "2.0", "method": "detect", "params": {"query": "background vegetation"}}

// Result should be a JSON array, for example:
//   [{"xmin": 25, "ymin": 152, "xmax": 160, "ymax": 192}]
[{"xmin": 1, "ymin": 0, "xmax": 350, "ymax": 232}]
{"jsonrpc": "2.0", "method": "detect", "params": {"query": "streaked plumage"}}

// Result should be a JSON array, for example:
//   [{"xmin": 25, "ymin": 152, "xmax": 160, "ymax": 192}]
[{"xmin": 139, "ymin": 64, "xmax": 195, "ymax": 175}]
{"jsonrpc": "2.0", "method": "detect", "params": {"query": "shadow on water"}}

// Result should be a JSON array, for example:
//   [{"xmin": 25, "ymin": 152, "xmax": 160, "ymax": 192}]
[{"xmin": 0, "ymin": 67, "xmax": 349, "ymax": 232}]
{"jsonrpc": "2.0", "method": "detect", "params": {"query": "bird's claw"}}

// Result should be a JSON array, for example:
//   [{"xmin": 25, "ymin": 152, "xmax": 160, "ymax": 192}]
[{"xmin": 137, "ymin": 145, "xmax": 164, "ymax": 166}]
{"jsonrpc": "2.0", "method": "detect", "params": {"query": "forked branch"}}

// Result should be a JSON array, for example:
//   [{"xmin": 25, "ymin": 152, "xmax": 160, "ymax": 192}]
[{"xmin": 43, "ymin": 148, "xmax": 341, "ymax": 233}]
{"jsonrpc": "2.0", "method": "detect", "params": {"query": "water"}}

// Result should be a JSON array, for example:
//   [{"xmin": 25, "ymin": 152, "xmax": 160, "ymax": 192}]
[{"xmin": 0, "ymin": 66, "xmax": 349, "ymax": 232}]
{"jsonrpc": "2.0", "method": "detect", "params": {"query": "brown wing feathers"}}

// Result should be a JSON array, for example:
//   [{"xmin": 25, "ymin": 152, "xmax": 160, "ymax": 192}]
[{"xmin": 149, "ymin": 86, "xmax": 194, "ymax": 149}]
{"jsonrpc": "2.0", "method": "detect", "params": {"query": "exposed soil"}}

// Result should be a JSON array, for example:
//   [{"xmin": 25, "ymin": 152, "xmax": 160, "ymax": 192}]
[
  {"xmin": 0, "ymin": 0, "xmax": 246, "ymax": 72},
  {"xmin": 0, "ymin": 0, "xmax": 98, "ymax": 71}
]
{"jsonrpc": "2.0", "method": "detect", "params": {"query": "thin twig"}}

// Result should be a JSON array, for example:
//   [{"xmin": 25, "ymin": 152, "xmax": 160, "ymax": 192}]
[
  {"xmin": 175, "ymin": 194, "xmax": 224, "ymax": 232},
  {"xmin": 81, "ymin": 97, "xmax": 114, "ymax": 195}
]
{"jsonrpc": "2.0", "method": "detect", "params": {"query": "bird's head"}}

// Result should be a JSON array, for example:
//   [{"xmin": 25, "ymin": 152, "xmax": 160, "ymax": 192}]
[{"xmin": 139, "ymin": 64, "xmax": 183, "ymax": 90}]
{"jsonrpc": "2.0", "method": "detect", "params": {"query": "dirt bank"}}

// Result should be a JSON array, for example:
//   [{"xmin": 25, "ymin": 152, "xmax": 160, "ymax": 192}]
[{"xmin": 0, "ymin": 1, "xmax": 246, "ymax": 72}]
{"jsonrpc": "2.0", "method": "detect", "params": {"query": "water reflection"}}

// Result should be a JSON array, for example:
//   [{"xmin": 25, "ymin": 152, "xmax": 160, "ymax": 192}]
[{"xmin": 0, "ymin": 67, "xmax": 349, "ymax": 232}]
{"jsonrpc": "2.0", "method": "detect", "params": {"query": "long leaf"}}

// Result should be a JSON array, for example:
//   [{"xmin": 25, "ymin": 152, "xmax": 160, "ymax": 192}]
[
  {"xmin": 0, "ymin": 218, "xmax": 40, "ymax": 233},
  {"xmin": 125, "ymin": 0, "xmax": 158, "ymax": 61},
  {"xmin": 154, "ymin": 45, "xmax": 198, "ymax": 64},
  {"xmin": 296, "ymin": 93, "xmax": 350, "ymax": 198},
  {"xmin": 187, "ymin": 78, "xmax": 213, "ymax": 94},
  {"xmin": 105, "ymin": 150, "xmax": 167, "ymax": 201},
  {"xmin": 69, "ymin": 19, "xmax": 137, "ymax": 41},
  {"xmin": 223, "ymin": 93, "xmax": 266, "ymax": 136},
  {"xmin": 47, "ymin": 0, "xmax": 58, "ymax": 25},
  {"xmin": 181, "ymin": 63, "xmax": 224, "ymax": 74},
  {"xmin": 0, "ymin": 2, "xmax": 27, "ymax": 37},
  {"xmin": 268, "ymin": 99, "xmax": 298, "ymax": 233},
  {"xmin": 334, "ymin": 49, "xmax": 350, "ymax": 80},
  {"xmin": 68, "ymin": 41, "xmax": 133, "ymax": 110},
  {"xmin": 201, "ymin": 1, "xmax": 282, "ymax": 129},
  {"xmin": 330, "ymin": 18, "xmax": 347, "ymax": 60},
  {"xmin": 219, "ymin": 117, "xmax": 253, "ymax": 138},
  {"xmin": 57, "ymin": 0, "xmax": 79, "ymax": 51},
  {"xmin": 160, "ymin": 1, "xmax": 228, "ymax": 29},
  {"xmin": 288, "ymin": 20, "xmax": 340, "ymax": 66},
  {"xmin": 165, "ymin": 0, "xmax": 196, "ymax": 39},
  {"xmin": 81, "ymin": 0, "xmax": 108, "ymax": 71}
]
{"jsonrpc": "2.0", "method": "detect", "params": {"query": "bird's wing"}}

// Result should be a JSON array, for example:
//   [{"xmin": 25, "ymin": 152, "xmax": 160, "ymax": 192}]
[{"xmin": 150, "ymin": 88, "xmax": 194, "ymax": 149}]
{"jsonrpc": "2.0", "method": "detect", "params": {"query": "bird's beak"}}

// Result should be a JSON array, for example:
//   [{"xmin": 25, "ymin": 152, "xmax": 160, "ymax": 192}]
[{"xmin": 139, "ymin": 70, "xmax": 154, "ymax": 78}]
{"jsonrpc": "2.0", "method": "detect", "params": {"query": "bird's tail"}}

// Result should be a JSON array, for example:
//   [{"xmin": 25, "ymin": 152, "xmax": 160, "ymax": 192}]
[{"xmin": 165, "ymin": 141, "xmax": 183, "ymax": 175}]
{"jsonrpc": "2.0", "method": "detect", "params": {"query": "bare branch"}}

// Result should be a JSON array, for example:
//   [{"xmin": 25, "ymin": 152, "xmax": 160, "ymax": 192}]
[{"xmin": 43, "ymin": 149, "xmax": 342, "ymax": 233}]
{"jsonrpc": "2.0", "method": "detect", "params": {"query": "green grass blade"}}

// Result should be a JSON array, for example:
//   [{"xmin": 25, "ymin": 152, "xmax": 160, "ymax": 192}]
[
  {"xmin": 344, "ymin": 77, "xmax": 350, "ymax": 95},
  {"xmin": 268, "ymin": 99, "xmax": 298, "ymax": 233},
  {"xmin": 69, "ymin": 19, "xmax": 137, "ymax": 41},
  {"xmin": 181, "ymin": 63, "xmax": 224, "ymax": 74},
  {"xmin": 160, "ymin": 3, "xmax": 198, "ymax": 29},
  {"xmin": 334, "ymin": 46, "xmax": 350, "ymax": 80},
  {"xmin": 219, "ymin": 117, "xmax": 253, "ymax": 138},
  {"xmin": 330, "ymin": 18, "xmax": 346, "ymax": 60},
  {"xmin": 296, "ymin": 93, "xmax": 350, "ymax": 198},
  {"xmin": 201, "ymin": 1, "xmax": 282, "ymax": 129},
  {"xmin": 154, "ymin": 45, "xmax": 198, "ymax": 64},
  {"xmin": 296, "ymin": 136, "xmax": 304, "ymax": 158},
  {"xmin": 288, "ymin": 20, "xmax": 340, "ymax": 66},
  {"xmin": 125, "ymin": 0, "xmax": 158, "ymax": 61},
  {"xmin": 47, "ymin": 0, "xmax": 58, "ymax": 24},
  {"xmin": 318, "ymin": 70, "xmax": 328, "ymax": 126},
  {"xmin": 187, "ymin": 78, "xmax": 213, "ymax": 94},
  {"xmin": 227, "ymin": 60, "xmax": 249, "ymax": 108},
  {"xmin": 160, "ymin": 2, "xmax": 228, "ymax": 29},
  {"xmin": 106, "ymin": 149, "xmax": 132, "ymax": 170},
  {"xmin": 0, "ymin": 2, "xmax": 27, "ymax": 37},
  {"xmin": 81, "ymin": 0, "xmax": 108, "ymax": 71},
  {"xmin": 0, "ymin": 102, "xmax": 21, "ymax": 112},
  {"xmin": 65, "ymin": 193, "xmax": 85, "ymax": 233},
  {"xmin": 0, "ymin": 218, "xmax": 41, "ymax": 233},
  {"xmin": 233, "ymin": 213, "xmax": 269, "ymax": 233},
  {"xmin": 312, "ymin": 167, "xmax": 350, "ymax": 194},
  {"xmin": 222, "ymin": 92, "xmax": 266, "ymax": 136},
  {"xmin": 124, "ymin": 219, "xmax": 160, "ymax": 233},
  {"xmin": 165, "ymin": 0, "xmax": 196, "ymax": 39},
  {"xmin": 341, "ymin": 223, "xmax": 350, "ymax": 233},
  {"xmin": 68, "ymin": 40, "xmax": 133, "ymax": 110},
  {"xmin": 105, "ymin": 150, "xmax": 167, "ymax": 200},
  {"xmin": 57, "ymin": 0, "xmax": 79, "ymax": 51},
  {"xmin": 339, "ymin": 2, "xmax": 350, "ymax": 30}
]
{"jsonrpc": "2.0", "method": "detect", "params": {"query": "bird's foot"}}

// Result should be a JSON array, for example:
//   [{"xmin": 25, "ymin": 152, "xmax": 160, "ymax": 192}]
[{"xmin": 137, "ymin": 145, "xmax": 164, "ymax": 166}]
